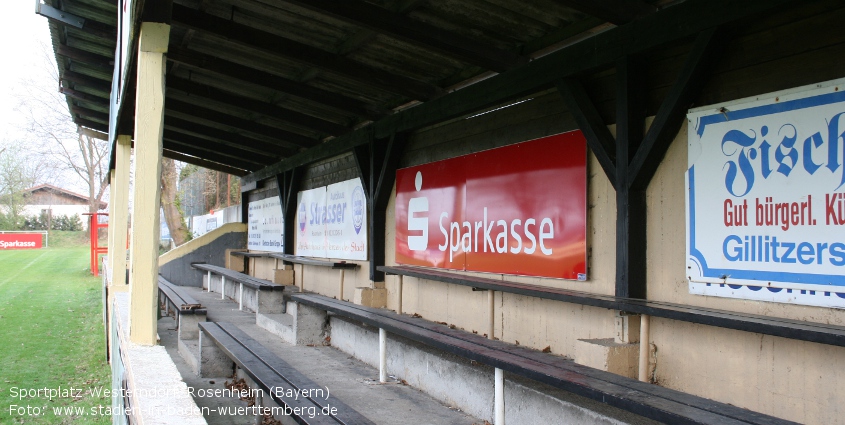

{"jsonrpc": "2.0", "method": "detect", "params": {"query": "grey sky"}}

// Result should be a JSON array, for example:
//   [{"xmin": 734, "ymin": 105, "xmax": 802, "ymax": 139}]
[{"xmin": 1, "ymin": 1, "xmax": 56, "ymax": 142}]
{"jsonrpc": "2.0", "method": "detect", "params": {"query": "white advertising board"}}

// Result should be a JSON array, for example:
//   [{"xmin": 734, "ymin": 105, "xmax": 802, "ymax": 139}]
[
  {"xmin": 295, "ymin": 178, "xmax": 368, "ymax": 260},
  {"xmin": 247, "ymin": 196, "xmax": 284, "ymax": 252},
  {"xmin": 325, "ymin": 179, "xmax": 367, "ymax": 260},
  {"xmin": 191, "ymin": 210, "xmax": 223, "ymax": 237},
  {"xmin": 686, "ymin": 78, "xmax": 845, "ymax": 308},
  {"xmin": 295, "ymin": 186, "xmax": 327, "ymax": 257}
]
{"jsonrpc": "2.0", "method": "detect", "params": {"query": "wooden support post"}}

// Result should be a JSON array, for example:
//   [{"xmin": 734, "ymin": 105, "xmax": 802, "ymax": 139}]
[
  {"xmin": 614, "ymin": 55, "xmax": 647, "ymax": 299},
  {"xmin": 558, "ymin": 29, "xmax": 725, "ymax": 299},
  {"xmin": 276, "ymin": 169, "xmax": 302, "ymax": 256},
  {"xmin": 352, "ymin": 131, "xmax": 407, "ymax": 283},
  {"xmin": 109, "ymin": 136, "xmax": 131, "ymax": 287},
  {"xmin": 107, "ymin": 172, "xmax": 115, "ymax": 272},
  {"xmin": 128, "ymin": 22, "xmax": 170, "ymax": 346}
]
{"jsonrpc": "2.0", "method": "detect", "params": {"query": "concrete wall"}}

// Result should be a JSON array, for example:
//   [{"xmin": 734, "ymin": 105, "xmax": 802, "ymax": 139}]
[
  {"xmin": 159, "ymin": 223, "xmax": 247, "ymax": 287},
  {"xmin": 329, "ymin": 316, "xmax": 657, "ymax": 425}
]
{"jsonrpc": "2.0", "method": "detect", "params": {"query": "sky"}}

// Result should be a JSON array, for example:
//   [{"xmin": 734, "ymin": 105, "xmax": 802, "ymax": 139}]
[{"xmin": 0, "ymin": 1, "xmax": 56, "ymax": 143}]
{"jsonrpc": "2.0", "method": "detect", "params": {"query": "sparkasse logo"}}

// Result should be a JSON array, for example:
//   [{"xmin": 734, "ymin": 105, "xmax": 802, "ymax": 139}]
[{"xmin": 407, "ymin": 171, "xmax": 429, "ymax": 251}]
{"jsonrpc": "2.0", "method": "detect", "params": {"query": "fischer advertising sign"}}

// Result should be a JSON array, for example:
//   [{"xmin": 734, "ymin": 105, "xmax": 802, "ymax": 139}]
[
  {"xmin": 0, "ymin": 233, "xmax": 43, "ymax": 250},
  {"xmin": 295, "ymin": 178, "xmax": 367, "ymax": 260},
  {"xmin": 687, "ymin": 78, "xmax": 845, "ymax": 308},
  {"xmin": 395, "ymin": 131, "xmax": 587, "ymax": 280},
  {"xmin": 247, "ymin": 196, "xmax": 284, "ymax": 252}
]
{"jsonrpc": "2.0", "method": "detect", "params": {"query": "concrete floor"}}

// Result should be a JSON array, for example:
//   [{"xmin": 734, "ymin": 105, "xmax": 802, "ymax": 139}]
[{"xmin": 159, "ymin": 286, "xmax": 484, "ymax": 425}]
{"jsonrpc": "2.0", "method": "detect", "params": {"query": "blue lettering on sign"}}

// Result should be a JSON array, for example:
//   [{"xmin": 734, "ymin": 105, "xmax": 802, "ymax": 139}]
[
  {"xmin": 309, "ymin": 199, "xmax": 348, "ymax": 225},
  {"xmin": 722, "ymin": 234, "xmax": 845, "ymax": 267},
  {"xmin": 722, "ymin": 112, "xmax": 845, "ymax": 195}
]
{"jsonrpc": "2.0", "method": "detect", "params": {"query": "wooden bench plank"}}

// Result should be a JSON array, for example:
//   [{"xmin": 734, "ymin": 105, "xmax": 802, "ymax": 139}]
[
  {"xmin": 292, "ymin": 293, "xmax": 797, "ymax": 425},
  {"xmin": 230, "ymin": 251, "xmax": 273, "ymax": 258},
  {"xmin": 379, "ymin": 265, "xmax": 845, "ymax": 347},
  {"xmin": 158, "ymin": 276, "xmax": 205, "ymax": 314},
  {"xmin": 270, "ymin": 253, "xmax": 359, "ymax": 269},
  {"xmin": 199, "ymin": 322, "xmax": 343, "ymax": 424},
  {"xmin": 191, "ymin": 263, "xmax": 286, "ymax": 291},
  {"xmin": 306, "ymin": 295, "xmax": 788, "ymax": 425},
  {"xmin": 216, "ymin": 323, "xmax": 376, "ymax": 425}
]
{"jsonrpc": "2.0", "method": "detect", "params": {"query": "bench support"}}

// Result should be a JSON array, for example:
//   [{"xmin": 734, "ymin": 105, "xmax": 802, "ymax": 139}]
[
  {"xmin": 221, "ymin": 276, "xmax": 226, "ymax": 299},
  {"xmin": 495, "ymin": 368, "xmax": 505, "ymax": 425},
  {"xmin": 199, "ymin": 330, "xmax": 233, "ymax": 378},
  {"xmin": 379, "ymin": 328, "xmax": 387, "ymax": 383},
  {"xmin": 639, "ymin": 314, "xmax": 650, "ymax": 382},
  {"xmin": 257, "ymin": 301, "xmax": 326, "ymax": 345},
  {"xmin": 239, "ymin": 282, "xmax": 243, "ymax": 311},
  {"xmin": 178, "ymin": 313, "xmax": 202, "ymax": 341}
]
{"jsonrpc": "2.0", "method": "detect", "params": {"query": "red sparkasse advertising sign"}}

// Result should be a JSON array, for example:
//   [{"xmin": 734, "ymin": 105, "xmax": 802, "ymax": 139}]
[
  {"xmin": 395, "ymin": 131, "xmax": 587, "ymax": 280},
  {"xmin": 0, "ymin": 233, "xmax": 43, "ymax": 250}
]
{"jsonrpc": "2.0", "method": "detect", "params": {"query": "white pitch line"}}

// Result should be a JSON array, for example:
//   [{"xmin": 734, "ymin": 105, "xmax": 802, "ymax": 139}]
[{"xmin": 0, "ymin": 250, "xmax": 50, "ymax": 287}]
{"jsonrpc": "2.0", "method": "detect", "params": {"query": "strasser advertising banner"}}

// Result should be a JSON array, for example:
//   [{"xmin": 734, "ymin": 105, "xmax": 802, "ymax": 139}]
[
  {"xmin": 296, "ymin": 186, "xmax": 327, "ymax": 257},
  {"xmin": 687, "ymin": 78, "xmax": 845, "ymax": 308},
  {"xmin": 325, "ymin": 179, "xmax": 367, "ymax": 260},
  {"xmin": 395, "ymin": 131, "xmax": 587, "ymax": 280},
  {"xmin": 247, "ymin": 196, "xmax": 284, "ymax": 253},
  {"xmin": 296, "ymin": 178, "xmax": 368, "ymax": 260}
]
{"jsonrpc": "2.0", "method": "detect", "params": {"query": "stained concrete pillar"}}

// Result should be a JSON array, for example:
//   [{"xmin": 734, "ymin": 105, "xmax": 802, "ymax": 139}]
[{"xmin": 128, "ymin": 22, "xmax": 170, "ymax": 345}]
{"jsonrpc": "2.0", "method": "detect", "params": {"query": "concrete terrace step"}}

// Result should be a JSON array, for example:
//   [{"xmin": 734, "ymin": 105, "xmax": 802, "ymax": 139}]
[{"xmin": 161, "ymin": 285, "xmax": 482, "ymax": 425}]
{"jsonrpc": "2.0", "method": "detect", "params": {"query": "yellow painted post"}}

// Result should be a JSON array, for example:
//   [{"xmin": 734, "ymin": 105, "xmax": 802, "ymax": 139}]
[
  {"xmin": 107, "ymin": 171, "xmax": 116, "ymax": 269},
  {"xmin": 128, "ymin": 22, "xmax": 170, "ymax": 346},
  {"xmin": 109, "ymin": 135, "xmax": 131, "ymax": 287}
]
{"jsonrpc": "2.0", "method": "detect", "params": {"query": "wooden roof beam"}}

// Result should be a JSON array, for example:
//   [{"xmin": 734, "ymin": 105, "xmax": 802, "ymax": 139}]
[
  {"xmin": 167, "ymin": 76, "xmax": 351, "ymax": 136},
  {"xmin": 165, "ymin": 98, "xmax": 319, "ymax": 149},
  {"xmin": 56, "ymin": 45, "xmax": 113, "ymax": 70},
  {"xmin": 61, "ymin": 70, "xmax": 112, "ymax": 93},
  {"xmin": 162, "ymin": 130, "xmax": 278, "ymax": 165},
  {"xmin": 552, "ymin": 0, "xmax": 656, "ymax": 25},
  {"xmin": 278, "ymin": 0, "xmax": 526, "ymax": 72},
  {"xmin": 162, "ymin": 138, "xmax": 261, "ymax": 170},
  {"xmin": 167, "ymin": 47, "xmax": 386, "ymax": 120},
  {"xmin": 60, "ymin": 87, "xmax": 108, "ymax": 105},
  {"xmin": 242, "ymin": 0, "xmax": 797, "ymax": 184},
  {"xmin": 163, "ymin": 149, "xmax": 249, "ymax": 176},
  {"xmin": 170, "ymin": 3, "xmax": 440, "ymax": 101},
  {"xmin": 163, "ymin": 117, "xmax": 298, "ymax": 157},
  {"xmin": 75, "ymin": 117, "xmax": 109, "ymax": 133},
  {"xmin": 71, "ymin": 105, "xmax": 109, "ymax": 122}
]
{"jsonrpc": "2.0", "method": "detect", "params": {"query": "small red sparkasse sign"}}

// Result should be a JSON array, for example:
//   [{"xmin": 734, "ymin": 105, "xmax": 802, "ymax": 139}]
[
  {"xmin": 0, "ymin": 233, "xmax": 43, "ymax": 250},
  {"xmin": 395, "ymin": 131, "xmax": 587, "ymax": 280}
]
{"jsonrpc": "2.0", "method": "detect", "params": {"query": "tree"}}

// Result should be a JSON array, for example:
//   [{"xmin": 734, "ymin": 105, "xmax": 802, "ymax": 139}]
[
  {"xmin": 0, "ymin": 143, "xmax": 47, "ymax": 228},
  {"xmin": 161, "ymin": 157, "xmax": 191, "ymax": 246},
  {"xmin": 15, "ymin": 42, "xmax": 109, "ymax": 213}
]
